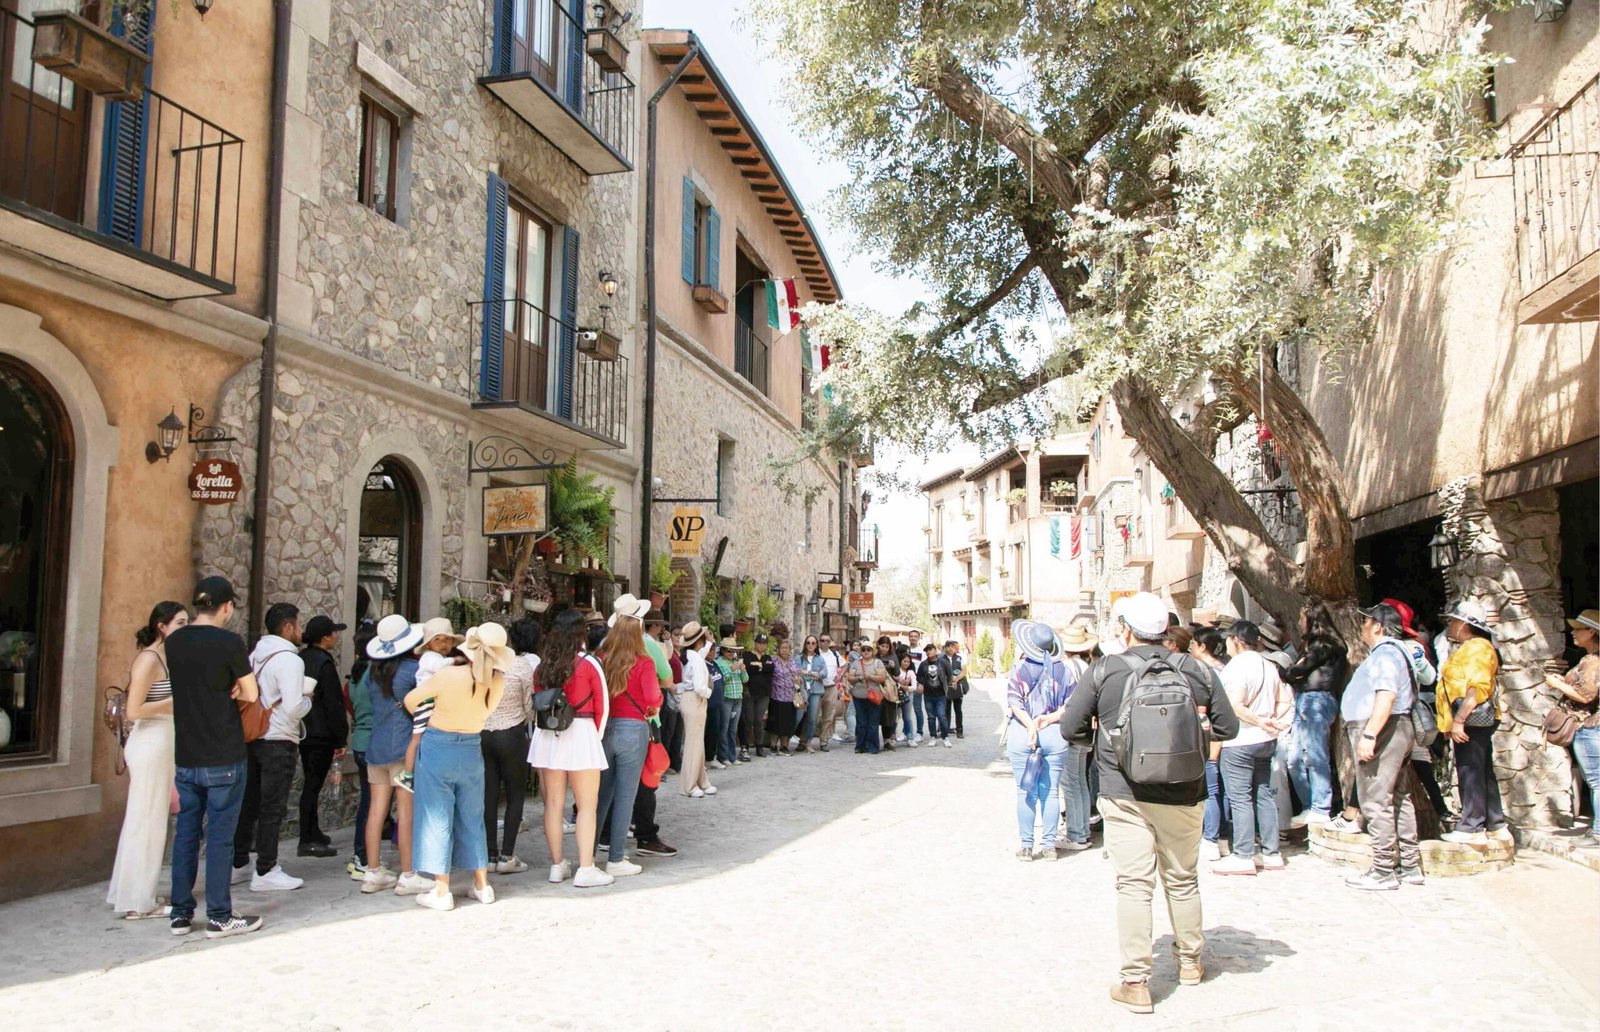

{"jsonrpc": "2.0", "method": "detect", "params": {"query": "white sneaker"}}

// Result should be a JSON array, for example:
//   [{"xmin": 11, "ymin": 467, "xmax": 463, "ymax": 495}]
[
  {"xmin": 1442, "ymin": 830, "xmax": 1488, "ymax": 845},
  {"xmin": 789, "ymin": 736, "xmax": 801, "ymax": 749},
  {"xmin": 830, "ymin": 734, "xmax": 845, "ymax": 743},
  {"xmin": 360, "ymin": 868, "xmax": 398, "ymax": 894},
  {"xmin": 605, "ymin": 858, "xmax": 642, "ymax": 877},
  {"xmin": 562, "ymin": 820, "xmax": 577, "ymax": 833},
  {"xmin": 1258, "ymin": 854, "xmax": 1286, "ymax": 871},
  {"xmin": 895, "ymin": 733, "xmax": 907, "ymax": 743},
  {"xmin": 690, "ymin": 787, "xmax": 705, "ymax": 798},
  {"xmin": 548, "ymin": 860, "xmax": 573, "ymax": 884},
  {"xmin": 470, "ymin": 883, "xmax": 496, "ymax": 905},
  {"xmin": 710, "ymin": 760, "xmax": 726, "ymax": 770},
  {"xmin": 394, "ymin": 871, "xmax": 434, "ymax": 896},
  {"xmin": 943, "ymin": 738, "xmax": 955, "ymax": 748},
  {"xmin": 231, "ymin": 862, "xmax": 252, "ymax": 885},
  {"xmin": 416, "ymin": 887, "xmax": 454, "ymax": 911},
  {"xmin": 1211, "ymin": 854, "xmax": 1257, "ymax": 876},
  {"xmin": 1489, "ymin": 825, "xmax": 1514, "ymax": 843},
  {"xmin": 1199, "ymin": 840, "xmax": 1222, "ymax": 862},
  {"xmin": 1290, "ymin": 810, "xmax": 1330, "ymax": 830},
  {"xmin": 495, "ymin": 856, "xmax": 528, "ymax": 875},
  {"xmin": 250, "ymin": 865, "xmax": 303, "ymax": 892},
  {"xmin": 704, "ymin": 785, "xmax": 718, "ymax": 795},
  {"xmin": 573, "ymin": 865, "xmax": 614, "ymax": 888}
]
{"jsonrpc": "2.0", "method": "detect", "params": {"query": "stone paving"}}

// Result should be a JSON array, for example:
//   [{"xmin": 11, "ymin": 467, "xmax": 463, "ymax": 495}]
[{"xmin": 0, "ymin": 682, "xmax": 1595, "ymax": 1031}]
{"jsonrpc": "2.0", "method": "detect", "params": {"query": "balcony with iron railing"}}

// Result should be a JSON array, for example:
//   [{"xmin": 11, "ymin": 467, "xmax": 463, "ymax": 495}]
[
  {"xmin": 471, "ymin": 297, "xmax": 629, "ymax": 447},
  {"xmin": 481, "ymin": 0, "xmax": 636, "ymax": 175},
  {"xmin": 1511, "ymin": 73, "xmax": 1599, "ymax": 324},
  {"xmin": 0, "ymin": 7, "xmax": 242, "ymax": 299},
  {"xmin": 734, "ymin": 317, "xmax": 770, "ymax": 396},
  {"xmin": 855, "ymin": 524, "xmax": 878, "ymax": 569}
]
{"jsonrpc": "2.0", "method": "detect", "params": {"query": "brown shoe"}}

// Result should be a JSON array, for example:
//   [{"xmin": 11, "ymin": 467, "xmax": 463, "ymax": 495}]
[
  {"xmin": 1110, "ymin": 981, "xmax": 1153, "ymax": 1013},
  {"xmin": 1178, "ymin": 959, "xmax": 1204, "ymax": 986}
]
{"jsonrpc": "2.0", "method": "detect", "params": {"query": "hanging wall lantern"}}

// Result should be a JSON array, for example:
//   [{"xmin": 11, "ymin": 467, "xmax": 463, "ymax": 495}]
[
  {"xmin": 1531, "ymin": 0, "xmax": 1570, "ymax": 22},
  {"xmin": 145, "ymin": 409, "xmax": 186, "ymax": 463},
  {"xmin": 1428, "ymin": 529, "xmax": 1459, "ymax": 570}
]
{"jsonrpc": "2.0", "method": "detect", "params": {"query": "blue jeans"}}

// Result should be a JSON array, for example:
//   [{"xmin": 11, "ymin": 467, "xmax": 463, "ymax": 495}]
[
  {"xmin": 1006, "ymin": 723, "xmax": 1067, "ymax": 849},
  {"xmin": 413, "ymin": 728, "xmax": 489, "ymax": 875},
  {"xmin": 801, "ymin": 690, "xmax": 822, "ymax": 741},
  {"xmin": 926, "ymin": 695, "xmax": 950, "ymax": 739},
  {"xmin": 719, "ymin": 698, "xmax": 742, "ymax": 762},
  {"xmin": 1203, "ymin": 759, "xmax": 1230, "ymax": 842},
  {"xmin": 845, "ymin": 695, "xmax": 856, "ymax": 736},
  {"xmin": 853, "ymin": 698, "xmax": 879, "ymax": 752},
  {"xmin": 596, "ymin": 718, "xmax": 651, "ymax": 864},
  {"xmin": 170, "ymin": 759, "xmax": 247, "ymax": 922},
  {"xmin": 1284, "ymin": 691, "xmax": 1337, "ymax": 817},
  {"xmin": 899, "ymin": 695, "xmax": 916, "ymax": 737},
  {"xmin": 1573, "ymin": 726, "xmax": 1600, "ymax": 828},
  {"xmin": 1220, "ymin": 741, "xmax": 1279, "ymax": 858},
  {"xmin": 1061, "ymin": 743, "xmax": 1093, "ymax": 844},
  {"xmin": 909, "ymin": 693, "xmax": 926, "ymax": 736}
]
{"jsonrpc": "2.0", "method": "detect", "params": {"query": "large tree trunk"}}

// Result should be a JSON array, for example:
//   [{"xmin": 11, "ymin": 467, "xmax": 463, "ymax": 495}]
[{"xmin": 1112, "ymin": 376, "xmax": 1308, "ymax": 625}]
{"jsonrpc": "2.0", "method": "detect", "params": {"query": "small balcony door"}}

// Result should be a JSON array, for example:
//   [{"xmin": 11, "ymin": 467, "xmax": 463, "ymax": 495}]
[
  {"xmin": 511, "ymin": 0, "xmax": 560, "ymax": 88},
  {"xmin": 1, "ymin": 0, "xmax": 91, "ymax": 220},
  {"xmin": 500, "ymin": 195, "xmax": 553, "ymax": 411}
]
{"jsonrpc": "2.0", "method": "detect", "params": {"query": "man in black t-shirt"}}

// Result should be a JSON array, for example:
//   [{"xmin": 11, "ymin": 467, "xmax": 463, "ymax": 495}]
[
  {"xmin": 916, "ymin": 650, "xmax": 950, "ymax": 744},
  {"xmin": 740, "ymin": 634, "xmax": 774, "ymax": 758},
  {"xmin": 163, "ymin": 576, "xmax": 265, "ymax": 941}
]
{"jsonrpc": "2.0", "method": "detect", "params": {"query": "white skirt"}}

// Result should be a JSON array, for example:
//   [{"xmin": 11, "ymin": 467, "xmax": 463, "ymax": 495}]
[{"xmin": 528, "ymin": 717, "xmax": 608, "ymax": 772}]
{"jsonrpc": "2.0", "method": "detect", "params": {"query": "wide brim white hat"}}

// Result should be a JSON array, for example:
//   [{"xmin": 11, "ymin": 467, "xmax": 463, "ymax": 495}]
[
  {"xmin": 367, "ymin": 614, "xmax": 425, "ymax": 660},
  {"xmin": 608, "ymin": 593, "xmax": 652, "ymax": 627},
  {"xmin": 460, "ymin": 622, "xmax": 515, "ymax": 683},
  {"xmin": 1443, "ymin": 600, "xmax": 1495, "ymax": 638}
]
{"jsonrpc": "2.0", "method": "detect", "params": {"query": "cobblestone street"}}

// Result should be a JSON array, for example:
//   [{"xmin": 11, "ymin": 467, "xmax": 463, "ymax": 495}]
[{"xmin": 1, "ymin": 683, "xmax": 1595, "ymax": 1031}]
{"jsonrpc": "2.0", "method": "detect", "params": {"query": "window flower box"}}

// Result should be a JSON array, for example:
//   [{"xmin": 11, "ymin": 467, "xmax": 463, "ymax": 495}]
[{"xmin": 30, "ymin": 10, "xmax": 149, "ymax": 102}]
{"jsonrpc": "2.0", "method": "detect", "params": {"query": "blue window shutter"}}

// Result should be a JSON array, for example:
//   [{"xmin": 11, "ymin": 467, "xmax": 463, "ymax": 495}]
[
  {"xmin": 98, "ymin": 4, "xmax": 156, "ymax": 244},
  {"xmin": 705, "ymin": 207, "xmax": 722, "ymax": 294},
  {"xmin": 564, "ymin": 0, "xmax": 585, "ymax": 115},
  {"xmin": 681, "ymin": 177, "xmax": 696, "ymax": 284},
  {"xmin": 480, "ymin": 173, "xmax": 509, "ymax": 401},
  {"xmin": 491, "ymin": 0, "xmax": 515, "ymax": 75},
  {"xmin": 557, "ymin": 226, "xmax": 580, "ymax": 420}
]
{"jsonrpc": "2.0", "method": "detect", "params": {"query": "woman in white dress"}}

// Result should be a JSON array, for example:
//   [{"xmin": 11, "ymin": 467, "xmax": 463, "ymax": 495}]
[
  {"xmin": 107, "ymin": 601, "xmax": 189, "ymax": 919},
  {"xmin": 528, "ymin": 609, "xmax": 612, "ymax": 888}
]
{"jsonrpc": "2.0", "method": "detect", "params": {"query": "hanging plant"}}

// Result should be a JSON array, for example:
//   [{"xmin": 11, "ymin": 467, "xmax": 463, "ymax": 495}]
[{"xmin": 548, "ymin": 459, "xmax": 615, "ymax": 571}]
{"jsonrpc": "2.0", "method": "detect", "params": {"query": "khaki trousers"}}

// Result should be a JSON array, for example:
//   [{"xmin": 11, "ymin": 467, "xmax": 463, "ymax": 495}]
[
  {"xmin": 1347, "ymin": 716, "xmax": 1419, "ymax": 870},
  {"xmin": 817, "ymin": 690, "xmax": 843, "ymax": 740},
  {"xmin": 678, "ymin": 693, "xmax": 711, "ymax": 795},
  {"xmin": 1099, "ymin": 794, "xmax": 1205, "ymax": 983}
]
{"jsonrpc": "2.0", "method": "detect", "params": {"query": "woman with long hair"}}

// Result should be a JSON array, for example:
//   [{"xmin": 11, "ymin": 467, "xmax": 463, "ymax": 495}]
[
  {"xmin": 1283, "ymin": 602, "xmax": 1348, "ymax": 829},
  {"xmin": 676, "ymin": 623, "xmax": 716, "ymax": 796},
  {"xmin": 1189, "ymin": 628, "xmax": 1232, "ymax": 861},
  {"xmin": 404, "ymin": 623, "xmax": 513, "ymax": 911},
  {"xmin": 797, "ymin": 634, "xmax": 827, "ymax": 750},
  {"xmin": 530, "ymin": 609, "xmax": 612, "ymax": 888},
  {"xmin": 481, "ymin": 617, "xmax": 538, "ymax": 875},
  {"xmin": 107, "ymin": 601, "xmax": 189, "ymax": 919},
  {"xmin": 594, "ymin": 607, "xmax": 663, "ymax": 877},
  {"xmin": 358, "ymin": 615, "xmax": 429, "ymax": 897}
]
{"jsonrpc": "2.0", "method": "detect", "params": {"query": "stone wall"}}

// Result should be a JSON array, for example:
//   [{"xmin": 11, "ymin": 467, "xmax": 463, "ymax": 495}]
[{"xmin": 1441, "ymin": 476, "xmax": 1572, "ymax": 828}]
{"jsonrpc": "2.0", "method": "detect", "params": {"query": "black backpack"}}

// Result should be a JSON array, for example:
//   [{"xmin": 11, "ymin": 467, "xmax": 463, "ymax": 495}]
[
  {"xmin": 533, "ymin": 656, "xmax": 601, "ymax": 733},
  {"xmin": 1103, "ymin": 653, "xmax": 1207, "ymax": 786}
]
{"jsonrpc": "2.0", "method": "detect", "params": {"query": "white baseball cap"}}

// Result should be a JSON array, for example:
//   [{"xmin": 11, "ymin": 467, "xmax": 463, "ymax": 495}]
[{"xmin": 1113, "ymin": 592, "xmax": 1169, "ymax": 638}]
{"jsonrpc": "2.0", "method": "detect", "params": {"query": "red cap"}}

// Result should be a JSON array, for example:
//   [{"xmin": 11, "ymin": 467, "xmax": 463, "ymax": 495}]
[{"xmin": 1380, "ymin": 597, "xmax": 1424, "ymax": 641}]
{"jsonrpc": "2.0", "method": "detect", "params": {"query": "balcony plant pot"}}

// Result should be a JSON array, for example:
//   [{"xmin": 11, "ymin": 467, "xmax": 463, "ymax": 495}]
[
  {"xmin": 30, "ymin": 11, "xmax": 149, "ymax": 102},
  {"xmin": 585, "ymin": 27, "xmax": 628, "ymax": 74},
  {"xmin": 578, "ymin": 328, "xmax": 620, "ymax": 362}
]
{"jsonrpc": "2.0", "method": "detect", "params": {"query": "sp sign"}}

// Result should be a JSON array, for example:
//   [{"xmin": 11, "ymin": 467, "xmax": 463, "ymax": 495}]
[
  {"xmin": 189, "ymin": 459, "xmax": 242, "ymax": 505},
  {"xmin": 669, "ymin": 506, "xmax": 708, "ymax": 557}
]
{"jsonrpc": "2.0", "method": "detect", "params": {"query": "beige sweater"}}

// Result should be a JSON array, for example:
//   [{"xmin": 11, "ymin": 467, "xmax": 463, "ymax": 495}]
[{"xmin": 405, "ymin": 665, "xmax": 505, "ymax": 733}]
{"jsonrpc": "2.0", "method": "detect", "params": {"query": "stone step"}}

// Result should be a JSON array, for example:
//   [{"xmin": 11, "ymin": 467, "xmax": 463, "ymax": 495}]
[{"xmin": 1308, "ymin": 822, "xmax": 1514, "ymax": 876}]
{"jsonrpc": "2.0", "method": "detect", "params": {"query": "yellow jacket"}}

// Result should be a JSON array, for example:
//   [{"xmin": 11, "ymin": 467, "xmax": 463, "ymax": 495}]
[{"xmin": 1436, "ymin": 637, "xmax": 1500, "ymax": 732}]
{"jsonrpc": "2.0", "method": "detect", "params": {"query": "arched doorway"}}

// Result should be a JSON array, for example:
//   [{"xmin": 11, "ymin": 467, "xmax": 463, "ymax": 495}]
[
  {"xmin": 357, "ymin": 458, "xmax": 422, "ymax": 622},
  {"xmin": 0, "ymin": 356, "xmax": 72, "ymax": 761}
]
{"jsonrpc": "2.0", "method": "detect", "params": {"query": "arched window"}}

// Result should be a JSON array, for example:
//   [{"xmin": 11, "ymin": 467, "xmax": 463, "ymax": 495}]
[
  {"xmin": 0, "ymin": 356, "xmax": 72, "ymax": 762},
  {"xmin": 357, "ymin": 458, "xmax": 422, "ymax": 621}
]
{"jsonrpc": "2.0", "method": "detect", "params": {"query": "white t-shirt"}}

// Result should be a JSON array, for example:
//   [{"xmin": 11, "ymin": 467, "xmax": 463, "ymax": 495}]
[
  {"xmin": 819, "ymin": 650, "xmax": 842, "ymax": 687},
  {"xmin": 414, "ymin": 649, "xmax": 452, "ymax": 689},
  {"xmin": 1220, "ymin": 651, "xmax": 1289, "ymax": 748}
]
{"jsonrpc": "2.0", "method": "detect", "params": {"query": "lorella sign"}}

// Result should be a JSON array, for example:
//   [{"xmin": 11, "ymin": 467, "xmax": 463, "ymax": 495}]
[{"xmin": 188, "ymin": 459, "xmax": 243, "ymax": 505}]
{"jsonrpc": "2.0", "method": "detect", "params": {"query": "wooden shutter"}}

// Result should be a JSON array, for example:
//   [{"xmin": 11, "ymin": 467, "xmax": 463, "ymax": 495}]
[
  {"xmin": 491, "ymin": 0, "xmax": 516, "ymax": 75},
  {"xmin": 564, "ymin": 0, "xmax": 585, "ymax": 114},
  {"xmin": 680, "ymin": 177, "xmax": 696, "ymax": 284},
  {"xmin": 480, "ymin": 173, "xmax": 509, "ymax": 401},
  {"xmin": 557, "ymin": 225, "xmax": 580, "ymax": 420},
  {"xmin": 98, "ymin": 3, "xmax": 156, "ymax": 244},
  {"xmin": 704, "ymin": 206, "xmax": 722, "ymax": 293}
]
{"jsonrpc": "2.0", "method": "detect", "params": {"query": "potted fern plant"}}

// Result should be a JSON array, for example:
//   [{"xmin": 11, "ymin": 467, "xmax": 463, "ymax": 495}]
[
  {"xmin": 649, "ymin": 551, "xmax": 681, "ymax": 610},
  {"xmin": 547, "ymin": 459, "xmax": 615, "ymax": 571}
]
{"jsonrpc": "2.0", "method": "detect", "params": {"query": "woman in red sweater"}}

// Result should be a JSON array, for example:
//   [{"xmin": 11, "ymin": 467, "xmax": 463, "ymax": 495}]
[
  {"xmin": 529, "ymin": 609, "xmax": 612, "ymax": 889},
  {"xmin": 594, "ymin": 608, "xmax": 663, "ymax": 878}
]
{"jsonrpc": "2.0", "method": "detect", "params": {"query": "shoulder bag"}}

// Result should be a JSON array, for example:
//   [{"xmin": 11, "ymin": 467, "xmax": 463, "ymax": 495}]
[
  {"xmin": 859, "ymin": 660, "xmax": 883, "ymax": 706},
  {"xmin": 534, "ymin": 656, "xmax": 602, "ymax": 733},
  {"xmin": 1543, "ymin": 698, "xmax": 1583, "ymax": 747},
  {"xmin": 243, "ymin": 650, "xmax": 294, "ymax": 743}
]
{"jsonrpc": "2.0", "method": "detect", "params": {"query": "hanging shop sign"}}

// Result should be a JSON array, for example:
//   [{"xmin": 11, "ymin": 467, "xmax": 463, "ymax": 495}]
[
  {"xmin": 482, "ymin": 484, "xmax": 550, "ymax": 537},
  {"xmin": 669, "ymin": 506, "xmax": 708, "ymax": 557},
  {"xmin": 847, "ymin": 592, "xmax": 874, "ymax": 611},
  {"xmin": 817, "ymin": 580, "xmax": 843, "ymax": 601},
  {"xmin": 188, "ymin": 459, "xmax": 242, "ymax": 505}
]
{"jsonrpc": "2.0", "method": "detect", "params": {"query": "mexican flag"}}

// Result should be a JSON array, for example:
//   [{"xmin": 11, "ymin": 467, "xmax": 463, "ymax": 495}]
[{"xmin": 765, "ymin": 278, "xmax": 801, "ymax": 337}]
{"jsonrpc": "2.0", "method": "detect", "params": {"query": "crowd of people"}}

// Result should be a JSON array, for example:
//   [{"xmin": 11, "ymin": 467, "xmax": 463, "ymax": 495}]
[
  {"xmin": 994, "ymin": 589, "xmax": 1599, "ymax": 1014},
  {"xmin": 102, "ymin": 576, "xmax": 981, "ymax": 938}
]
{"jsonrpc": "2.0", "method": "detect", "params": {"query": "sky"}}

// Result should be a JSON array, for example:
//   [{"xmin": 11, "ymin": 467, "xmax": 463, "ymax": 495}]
[{"xmin": 643, "ymin": 0, "xmax": 972, "ymax": 570}]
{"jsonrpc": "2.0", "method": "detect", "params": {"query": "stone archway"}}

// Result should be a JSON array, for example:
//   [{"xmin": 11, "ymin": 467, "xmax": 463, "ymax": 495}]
[{"xmin": 339, "ymin": 433, "xmax": 445, "ymax": 650}]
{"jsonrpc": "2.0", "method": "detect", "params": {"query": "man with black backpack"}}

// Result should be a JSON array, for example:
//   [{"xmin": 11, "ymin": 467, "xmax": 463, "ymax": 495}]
[{"xmin": 1057, "ymin": 592, "xmax": 1238, "ymax": 1015}]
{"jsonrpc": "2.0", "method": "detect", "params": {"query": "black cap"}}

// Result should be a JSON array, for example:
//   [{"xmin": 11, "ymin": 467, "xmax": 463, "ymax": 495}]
[
  {"xmin": 193, "ymin": 575, "xmax": 236, "ymax": 609},
  {"xmin": 754, "ymin": 632, "xmax": 769, "ymax": 643},
  {"xmin": 303, "ymin": 615, "xmax": 347, "ymax": 643},
  {"xmin": 1226, "ymin": 620, "xmax": 1262, "ymax": 646}
]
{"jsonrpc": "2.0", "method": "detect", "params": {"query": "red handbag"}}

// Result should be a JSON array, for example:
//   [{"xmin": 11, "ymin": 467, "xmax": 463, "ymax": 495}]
[{"xmin": 641, "ymin": 741, "xmax": 670, "ymax": 788}]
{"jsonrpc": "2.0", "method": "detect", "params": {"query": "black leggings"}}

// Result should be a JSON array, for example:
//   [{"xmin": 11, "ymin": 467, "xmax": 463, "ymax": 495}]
[{"xmin": 481, "ymin": 725, "xmax": 530, "ymax": 860}]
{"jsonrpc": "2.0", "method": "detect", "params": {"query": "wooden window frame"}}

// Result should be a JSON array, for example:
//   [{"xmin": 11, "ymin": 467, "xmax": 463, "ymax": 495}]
[{"xmin": 357, "ymin": 93, "xmax": 400, "ymax": 221}]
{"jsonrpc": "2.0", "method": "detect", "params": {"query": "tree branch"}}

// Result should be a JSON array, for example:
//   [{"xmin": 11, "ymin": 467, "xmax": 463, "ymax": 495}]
[
  {"xmin": 926, "ymin": 62, "xmax": 1082, "ymax": 212},
  {"xmin": 926, "ymin": 252, "xmax": 1039, "ymax": 344}
]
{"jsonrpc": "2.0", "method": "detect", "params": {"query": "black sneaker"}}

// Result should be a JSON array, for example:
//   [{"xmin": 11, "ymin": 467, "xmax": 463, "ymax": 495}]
[
  {"xmin": 206, "ymin": 913, "xmax": 265, "ymax": 939},
  {"xmin": 297, "ymin": 841, "xmax": 337, "ymax": 858},
  {"xmin": 170, "ymin": 916, "xmax": 192, "ymax": 936},
  {"xmin": 637, "ymin": 839, "xmax": 678, "ymax": 857}
]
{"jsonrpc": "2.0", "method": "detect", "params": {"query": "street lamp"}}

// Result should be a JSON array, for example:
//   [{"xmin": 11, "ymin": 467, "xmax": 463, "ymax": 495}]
[
  {"xmin": 598, "ymin": 270, "xmax": 619, "ymax": 298},
  {"xmin": 768, "ymin": 583, "xmax": 786, "ymax": 602},
  {"xmin": 806, "ymin": 597, "xmax": 820, "ymax": 617},
  {"xmin": 145, "ymin": 409, "xmax": 185, "ymax": 463},
  {"xmin": 1428, "ymin": 529, "xmax": 1459, "ymax": 570},
  {"xmin": 193, "ymin": 0, "xmax": 216, "ymax": 17},
  {"xmin": 1532, "ymin": 0, "xmax": 1570, "ymax": 22}
]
